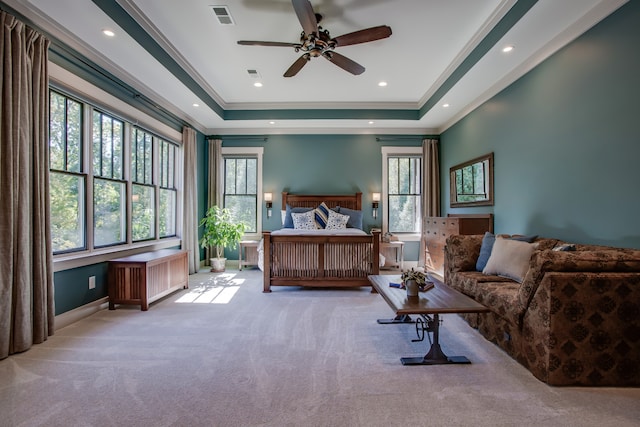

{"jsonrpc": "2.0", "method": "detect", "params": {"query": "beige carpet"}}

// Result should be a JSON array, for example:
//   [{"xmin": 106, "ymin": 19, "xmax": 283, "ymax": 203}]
[{"xmin": 1, "ymin": 269, "xmax": 639, "ymax": 427}]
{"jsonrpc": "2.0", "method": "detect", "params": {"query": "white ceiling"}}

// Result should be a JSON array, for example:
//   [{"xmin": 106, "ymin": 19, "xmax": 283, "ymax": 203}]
[{"xmin": 3, "ymin": 0, "xmax": 628, "ymax": 135}]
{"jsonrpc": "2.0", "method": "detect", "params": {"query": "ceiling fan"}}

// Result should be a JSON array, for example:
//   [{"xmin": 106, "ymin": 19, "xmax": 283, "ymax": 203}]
[{"xmin": 237, "ymin": 0, "xmax": 392, "ymax": 77}]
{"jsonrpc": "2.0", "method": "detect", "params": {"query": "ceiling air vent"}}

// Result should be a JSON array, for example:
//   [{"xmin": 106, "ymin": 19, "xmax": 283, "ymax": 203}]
[
  {"xmin": 211, "ymin": 5, "xmax": 235, "ymax": 25},
  {"xmin": 247, "ymin": 69, "xmax": 261, "ymax": 79}
]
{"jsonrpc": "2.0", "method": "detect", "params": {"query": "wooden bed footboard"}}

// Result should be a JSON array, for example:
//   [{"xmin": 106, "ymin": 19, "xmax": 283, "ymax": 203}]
[{"xmin": 263, "ymin": 231, "xmax": 380, "ymax": 292}]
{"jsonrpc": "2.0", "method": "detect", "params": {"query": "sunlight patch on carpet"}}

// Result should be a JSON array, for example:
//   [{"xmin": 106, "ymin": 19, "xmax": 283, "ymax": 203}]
[{"xmin": 177, "ymin": 272, "xmax": 243, "ymax": 304}]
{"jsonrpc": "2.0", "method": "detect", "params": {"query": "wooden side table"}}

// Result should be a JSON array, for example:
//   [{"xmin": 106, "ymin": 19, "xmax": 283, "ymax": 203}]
[
  {"xmin": 239, "ymin": 240, "xmax": 260, "ymax": 270},
  {"xmin": 380, "ymin": 241, "xmax": 404, "ymax": 270}
]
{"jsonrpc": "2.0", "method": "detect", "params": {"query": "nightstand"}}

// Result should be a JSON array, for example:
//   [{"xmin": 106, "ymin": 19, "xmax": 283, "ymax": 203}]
[
  {"xmin": 380, "ymin": 240, "xmax": 404, "ymax": 270},
  {"xmin": 238, "ymin": 240, "xmax": 260, "ymax": 270}
]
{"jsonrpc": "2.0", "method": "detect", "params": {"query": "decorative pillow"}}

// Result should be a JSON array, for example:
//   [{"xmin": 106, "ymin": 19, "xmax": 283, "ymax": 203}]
[
  {"xmin": 475, "ymin": 232, "xmax": 496, "ymax": 271},
  {"xmin": 283, "ymin": 205, "xmax": 312, "ymax": 228},
  {"xmin": 482, "ymin": 237, "xmax": 538, "ymax": 283},
  {"xmin": 314, "ymin": 202, "xmax": 331, "ymax": 229},
  {"xmin": 335, "ymin": 207, "xmax": 363, "ymax": 230},
  {"xmin": 475, "ymin": 232, "xmax": 538, "ymax": 271},
  {"xmin": 291, "ymin": 210, "xmax": 318, "ymax": 230},
  {"xmin": 325, "ymin": 210, "xmax": 350, "ymax": 230}
]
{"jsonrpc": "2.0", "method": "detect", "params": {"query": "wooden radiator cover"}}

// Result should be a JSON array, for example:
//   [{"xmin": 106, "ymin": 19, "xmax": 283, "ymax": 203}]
[{"xmin": 108, "ymin": 249, "xmax": 188, "ymax": 311}]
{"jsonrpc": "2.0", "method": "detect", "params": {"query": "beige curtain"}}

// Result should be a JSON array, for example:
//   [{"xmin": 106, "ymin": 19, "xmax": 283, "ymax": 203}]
[
  {"xmin": 182, "ymin": 127, "xmax": 199, "ymax": 274},
  {"xmin": 419, "ymin": 138, "xmax": 440, "ymax": 268},
  {"xmin": 0, "ymin": 11, "xmax": 54, "ymax": 359},
  {"xmin": 206, "ymin": 138, "xmax": 223, "ymax": 262}
]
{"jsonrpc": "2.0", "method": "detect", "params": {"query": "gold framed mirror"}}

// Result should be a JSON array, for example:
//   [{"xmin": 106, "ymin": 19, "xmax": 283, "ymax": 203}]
[{"xmin": 450, "ymin": 152, "xmax": 494, "ymax": 207}]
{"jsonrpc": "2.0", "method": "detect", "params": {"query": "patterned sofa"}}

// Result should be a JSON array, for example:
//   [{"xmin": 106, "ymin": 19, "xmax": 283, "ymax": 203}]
[{"xmin": 444, "ymin": 234, "xmax": 640, "ymax": 386}]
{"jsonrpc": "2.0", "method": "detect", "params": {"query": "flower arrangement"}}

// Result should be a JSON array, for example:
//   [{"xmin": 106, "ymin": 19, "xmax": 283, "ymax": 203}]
[{"xmin": 401, "ymin": 268, "xmax": 434, "ymax": 292}]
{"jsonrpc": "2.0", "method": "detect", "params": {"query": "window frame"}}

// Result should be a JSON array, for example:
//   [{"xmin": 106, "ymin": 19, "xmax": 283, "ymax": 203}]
[
  {"xmin": 220, "ymin": 146, "xmax": 264, "ymax": 240},
  {"xmin": 49, "ymin": 80, "xmax": 183, "ymax": 272},
  {"xmin": 381, "ymin": 146, "xmax": 423, "ymax": 242}
]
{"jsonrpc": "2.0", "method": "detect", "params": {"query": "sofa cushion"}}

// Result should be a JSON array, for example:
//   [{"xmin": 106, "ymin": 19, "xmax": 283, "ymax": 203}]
[
  {"xmin": 450, "ymin": 271, "xmax": 514, "ymax": 298},
  {"xmin": 475, "ymin": 281, "xmax": 522, "ymax": 325},
  {"xmin": 483, "ymin": 237, "xmax": 537, "ymax": 283}
]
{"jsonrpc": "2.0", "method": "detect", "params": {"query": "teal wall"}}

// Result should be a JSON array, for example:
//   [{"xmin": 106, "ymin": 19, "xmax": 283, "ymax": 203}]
[
  {"xmin": 219, "ymin": 134, "xmax": 424, "ymax": 260},
  {"xmin": 441, "ymin": 1, "xmax": 640, "ymax": 248}
]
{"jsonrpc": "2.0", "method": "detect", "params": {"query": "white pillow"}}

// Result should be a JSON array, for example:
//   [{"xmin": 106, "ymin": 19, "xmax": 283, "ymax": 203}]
[
  {"xmin": 325, "ymin": 210, "xmax": 350, "ymax": 230},
  {"xmin": 482, "ymin": 237, "xmax": 537, "ymax": 283},
  {"xmin": 291, "ymin": 210, "xmax": 318, "ymax": 230}
]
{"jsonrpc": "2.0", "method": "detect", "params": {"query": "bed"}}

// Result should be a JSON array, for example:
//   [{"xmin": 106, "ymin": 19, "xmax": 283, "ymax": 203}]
[{"xmin": 261, "ymin": 192, "xmax": 381, "ymax": 292}]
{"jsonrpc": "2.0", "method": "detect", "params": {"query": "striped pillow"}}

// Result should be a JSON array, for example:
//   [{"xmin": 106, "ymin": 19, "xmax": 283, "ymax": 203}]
[{"xmin": 314, "ymin": 202, "xmax": 330, "ymax": 228}]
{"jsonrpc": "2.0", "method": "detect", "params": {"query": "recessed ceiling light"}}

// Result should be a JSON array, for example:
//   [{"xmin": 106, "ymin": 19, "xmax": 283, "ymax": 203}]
[
  {"xmin": 502, "ymin": 45, "xmax": 514, "ymax": 53},
  {"xmin": 269, "ymin": 121, "xmax": 275, "ymax": 125},
  {"xmin": 192, "ymin": 103, "xmax": 200, "ymax": 107},
  {"xmin": 378, "ymin": 81, "xmax": 387, "ymax": 87},
  {"xmin": 368, "ymin": 121, "xmax": 375, "ymax": 125},
  {"xmin": 102, "ymin": 29, "xmax": 115, "ymax": 37},
  {"xmin": 254, "ymin": 82, "xmax": 263, "ymax": 87},
  {"xmin": 442, "ymin": 103, "xmax": 450, "ymax": 108}
]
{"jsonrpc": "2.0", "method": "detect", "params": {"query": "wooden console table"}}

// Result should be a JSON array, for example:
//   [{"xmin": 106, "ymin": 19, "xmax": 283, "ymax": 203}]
[{"xmin": 108, "ymin": 249, "xmax": 188, "ymax": 311}]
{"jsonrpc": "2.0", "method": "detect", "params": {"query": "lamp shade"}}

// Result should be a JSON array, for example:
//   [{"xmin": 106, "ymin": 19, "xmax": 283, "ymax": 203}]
[
  {"xmin": 372, "ymin": 192, "xmax": 381, "ymax": 202},
  {"xmin": 264, "ymin": 192, "xmax": 273, "ymax": 202}
]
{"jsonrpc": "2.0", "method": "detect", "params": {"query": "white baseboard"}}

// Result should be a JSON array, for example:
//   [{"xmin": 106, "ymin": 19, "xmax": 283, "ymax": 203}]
[{"xmin": 54, "ymin": 297, "xmax": 109, "ymax": 331}]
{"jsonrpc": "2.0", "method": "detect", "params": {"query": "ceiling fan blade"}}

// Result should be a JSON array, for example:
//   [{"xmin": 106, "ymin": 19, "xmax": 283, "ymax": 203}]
[
  {"xmin": 284, "ymin": 54, "xmax": 310, "ymax": 77},
  {"xmin": 237, "ymin": 40, "xmax": 301, "ymax": 48},
  {"xmin": 332, "ymin": 25, "xmax": 392, "ymax": 47},
  {"xmin": 323, "ymin": 51, "xmax": 365, "ymax": 75},
  {"xmin": 292, "ymin": 0, "xmax": 318, "ymax": 36}
]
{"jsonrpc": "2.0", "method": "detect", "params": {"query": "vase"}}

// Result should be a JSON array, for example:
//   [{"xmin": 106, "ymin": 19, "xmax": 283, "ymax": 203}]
[
  {"xmin": 405, "ymin": 279, "xmax": 419, "ymax": 297},
  {"xmin": 210, "ymin": 257, "xmax": 227, "ymax": 272}
]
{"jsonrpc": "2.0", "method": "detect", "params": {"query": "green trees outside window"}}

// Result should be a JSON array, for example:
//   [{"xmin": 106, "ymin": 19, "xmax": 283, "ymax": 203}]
[
  {"xmin": 388, "ymin": 156, "xmax": 422, "ymax": 233},
  {"xmin": 48, "ymin": 89, "xmax": 180, "ymax": 255}
]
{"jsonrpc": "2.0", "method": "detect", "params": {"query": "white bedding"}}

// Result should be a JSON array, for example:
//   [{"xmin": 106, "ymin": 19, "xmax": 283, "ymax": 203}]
[{"xmin": 257, "ymin": 228, "xmax": 385, "ymax": 271}]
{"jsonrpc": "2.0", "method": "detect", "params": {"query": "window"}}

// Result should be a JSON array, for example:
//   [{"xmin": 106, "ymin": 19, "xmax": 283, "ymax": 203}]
[
  {"xmin": 382, "ymin": 147, "xmax": 422, "ymax": 237},
  {"xmin": 48, "ymin": 88, "xmax": 181, "ymax": 258},
  {"xmin": 221, "ymin": 147, "xmax": 264, "ymax": 237},
  {"xmin": 224, "ymin": 157, "xmax": 257, "ymax": 233},
  {"xmin": 49, "ymin": 91, "xmax": 85, "ymax": 253},
  {"xmin": 131, "ymin": 128, "xmax": 155, "ymax": 241},
  {"xmin": 159, "ymin": 139, "xmax": 177, "ymax": 237},
  {"xmin": 93, "ymin": 110, "xmax": 126, "ymax": 247}
]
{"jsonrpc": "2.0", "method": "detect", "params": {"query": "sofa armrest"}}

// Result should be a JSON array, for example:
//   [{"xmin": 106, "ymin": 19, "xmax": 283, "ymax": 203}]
[
  {"xmin": 444, "ymin": 234, "xmax": 483, "ymax": 281},
  {"xmin": 518, "ymin": 249, "xmax": 640, "ymax": 316},
  {"xmin": 522, "ymin": 269, "xmax": 640, "ymax": 385}
]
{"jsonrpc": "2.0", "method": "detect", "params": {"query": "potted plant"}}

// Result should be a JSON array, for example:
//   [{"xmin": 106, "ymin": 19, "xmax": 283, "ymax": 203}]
[
  {"xmin": 401, "ymin": 268, "xmax": 429, "ymax": 297},
  {"xmin": 200, "ymin": 205, "xmax": 247, "ymax": 272}
]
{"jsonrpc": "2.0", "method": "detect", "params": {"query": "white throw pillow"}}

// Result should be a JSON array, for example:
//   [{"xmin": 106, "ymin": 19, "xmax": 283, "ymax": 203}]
[
  {"xmin": 325, "ymin": 210, "xmax": 350, "ymax": 230},
  {"xmin": 482, "ymin": 237, "xmax": 537, "ymax": 283},
  {"xmin": 291, "ymin": 210, "xmax": 318, "ymax": 230}
]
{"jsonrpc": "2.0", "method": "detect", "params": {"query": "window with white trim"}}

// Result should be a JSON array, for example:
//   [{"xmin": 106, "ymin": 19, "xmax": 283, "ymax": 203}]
[
  {"xmin": 221, "ymin": 147, "xmax": 264, "ymax": 237},
  {"xmin": 49, "ymin": 89, "xmax": 181, "ymax": 256},
  {"xmin": 382, "ymin": 147, "xmax": 422, "ymax": 238}
]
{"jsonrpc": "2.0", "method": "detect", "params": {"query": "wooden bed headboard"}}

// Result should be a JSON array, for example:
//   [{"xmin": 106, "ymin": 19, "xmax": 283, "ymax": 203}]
[{"xmin": 282, "ymin": 192, "xmax": 362, "ymax": 210}]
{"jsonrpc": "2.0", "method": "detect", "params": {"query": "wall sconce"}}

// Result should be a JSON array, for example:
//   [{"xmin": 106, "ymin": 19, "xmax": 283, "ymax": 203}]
[
  {"xmin": 372, "ymin": 192, "xmax": 381, "ymax": 219},
  {"xmin": 264, "ymin": 192, "xmax": 273, "ymax": 218}
]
